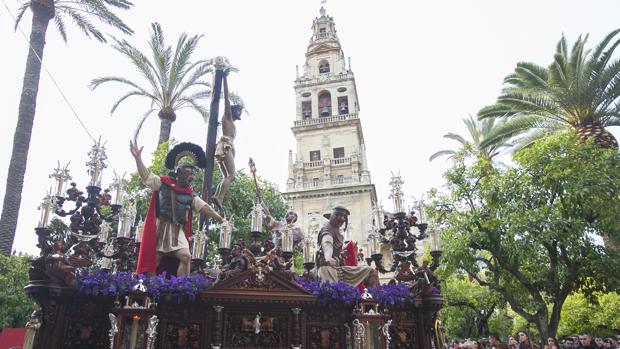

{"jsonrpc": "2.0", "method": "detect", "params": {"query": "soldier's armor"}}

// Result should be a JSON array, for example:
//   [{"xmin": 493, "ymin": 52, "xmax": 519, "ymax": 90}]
[{"xmin": 157, "ymin": 184, "xmax": 195, "ymax": 225}]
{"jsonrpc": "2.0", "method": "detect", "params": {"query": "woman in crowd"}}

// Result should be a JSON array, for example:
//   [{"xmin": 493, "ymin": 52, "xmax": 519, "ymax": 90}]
[
  {"xmin": 545, "ymin": 337, "xmax": 560, "ymax": 349},
  {"xmin": 518, "ymin": 331, "xmax": 540, "ymax": 349}
]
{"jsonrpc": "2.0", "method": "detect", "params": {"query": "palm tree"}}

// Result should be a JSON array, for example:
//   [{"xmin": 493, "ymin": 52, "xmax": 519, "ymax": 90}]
[
  {"xmin": 90, "ymin": 22, "xmax": 212, "ymax": 145},
  {"xmin": 0, "ymin": 0, "xmax": 133, "ymax": 255},
  {"xmin": 429, "ymin": 115, "xmax": 512, "ymax": 161},
  {"xmin": 479, "ymin": 29, "xmax": 620, "ymax": 150}
]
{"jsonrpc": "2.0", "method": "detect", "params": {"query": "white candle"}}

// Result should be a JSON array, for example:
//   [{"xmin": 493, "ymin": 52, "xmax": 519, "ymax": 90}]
[
  {"xmin": 134, "ymin": 221, "xmax": 143, "ymax": 243},
  {"xmin": 250, "ymin": 202, "xmax": 263, "ymax": 232},
  {"xmin": 281, "ymin": 225, "xmax": 293, "ymax": 252},
  {"xmin": 303, "ymin": 238, "xmax": 314, "ymax": 263},
  {"xmin": 192, "ymin": 231, "xmax": 206, "ymax": 259},
  {"xmin": 219, "ymin": 221, "xmax": 231, "ymax": 248},
  {"xmin": 129, "ymin": 315, "xmax": 140, "ymax": 348},
  {"xmin": 37, "ymin": 189, "xmax": 53, "ymax": 228}
]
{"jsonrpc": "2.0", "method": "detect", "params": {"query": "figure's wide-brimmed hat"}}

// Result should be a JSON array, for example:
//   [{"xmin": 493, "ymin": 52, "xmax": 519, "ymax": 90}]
[
  {"xmin": 165, "ymin": 142, "xmax": 207, "ymax": 170},
  {"xmin": 323, "ymin": 204, "xmax": 350, "ymax": 219}
]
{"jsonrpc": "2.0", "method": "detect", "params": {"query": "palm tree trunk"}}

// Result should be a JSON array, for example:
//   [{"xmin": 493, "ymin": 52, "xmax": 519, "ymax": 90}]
[
  {"xmin": 158, "ymin": 118, "xmax": 173, "ymax": 144},
  {"xmin": 0, "ymin": 3, "xmax": 53, "ymax": 255}
]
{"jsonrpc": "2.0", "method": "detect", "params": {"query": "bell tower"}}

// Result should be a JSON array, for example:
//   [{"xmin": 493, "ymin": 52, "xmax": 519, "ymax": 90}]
[{"xmin": 284, "ymin": 7, "xmax": 377, "ymax": 245}]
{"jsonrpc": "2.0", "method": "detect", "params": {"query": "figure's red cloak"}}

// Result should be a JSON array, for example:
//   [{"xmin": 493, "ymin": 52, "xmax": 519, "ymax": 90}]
[
  {"xmin": 344, "ymin": 241, "xmax": 366, "ymax": 291},
  {"xmin": 136, "ymin": 176, "xmax": 194, "ymax": 276}
]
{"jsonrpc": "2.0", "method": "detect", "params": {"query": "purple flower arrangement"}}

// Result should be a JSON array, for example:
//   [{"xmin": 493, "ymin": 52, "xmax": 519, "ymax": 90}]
[
  {"xmin": 77, "ymin": 270, "xmax": 212, "ymax": 302},
  {"xmin": 296, "ymin": 278, "xmax": 362, "ymax": 308},
  {"xmin": 148, "ymin": 273, "xmax": 212, "ymax": 302},
  {"xmin": 367, "ymin": 283, "xmax": 412, "ymax": 308}
]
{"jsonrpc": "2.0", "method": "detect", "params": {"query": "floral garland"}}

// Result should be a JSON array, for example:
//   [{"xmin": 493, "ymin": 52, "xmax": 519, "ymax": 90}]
[
  {"xmin": 77, "ymin": 270, "xmax": 212, "ymax": 302},
  {"xmin": 296, "ymin": 278, "xmax": 362, "ymax": 308},
  {"xmin": 367, "ymin": 283, "xmax": 412, "ymax": 308}
]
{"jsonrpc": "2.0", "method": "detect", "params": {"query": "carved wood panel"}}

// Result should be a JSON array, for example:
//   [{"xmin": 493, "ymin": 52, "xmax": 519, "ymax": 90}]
[
  {"xmin": 223, "ymin": 311, "xmax": 290, "ymax": 348},
  {"xmin": 160, "ymin": 321, "xmax": 202, "ymax": 349}
]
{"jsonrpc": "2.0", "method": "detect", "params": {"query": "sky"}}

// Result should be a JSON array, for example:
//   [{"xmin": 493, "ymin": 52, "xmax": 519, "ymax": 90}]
[{"xmin": 1, "ymin": 0, "xmax": 619, "ymax": 254}]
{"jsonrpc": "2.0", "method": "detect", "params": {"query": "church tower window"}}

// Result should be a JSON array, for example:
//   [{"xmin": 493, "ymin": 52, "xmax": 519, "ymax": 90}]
[
  {"xmin": 310, "ymin": 150, "xmax": 321, "ymax": 161},
  {"xmin": 337, "ymin": 175, "xmax": 345, "ymax": 184},
  {"xmin": 319, "ymin": 60, "xmax": 330, "ymax": 74},
  {"xmin": 337, "ymin": 96, "xmax": 349, "ymax": 115},
  {"xmin": 333, "ymin": 147, "xmax": 345, "ymax": 159},
  {"xmin": 302, "ymin": 101, "xmax": 312, "ymax": 118},
  {"xmin": 319, "ymin": 91, "xmax": 332, "ymax": 117}
]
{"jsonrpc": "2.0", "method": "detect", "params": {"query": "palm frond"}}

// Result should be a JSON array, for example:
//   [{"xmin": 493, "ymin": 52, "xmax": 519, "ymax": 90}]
[
  {"xmin": 170, "ymin": 62, "xmax": 212, "ymax": 102},
  {"xmin": 443, "ymin": 132, "xmax": 467, "ymax": 145},
  {"xmin": 147, "ymin": 22, "xmax": 171, "ymax": 94},
  {"xmin": 110, "ymin": 90, "xmax": 151, "ymax": 114},
  {"xmin": 89, "ymin": 76, "xmax": 155, "ymax": 98},
  {"xmin": 429, "ymin": 150, "xmax": 457, "ymax": 162},
  {"xmin": 63, "ymin": 0, "xmax": 132, "ymax": 35},
  {"xmin": 509, "ymin": 62, "xmax": 549, "ymax": 89},
  {"xmin": 58, "ymin": 7, "xmax": 106, "ymax": 42},
  {"xmin": 168, "ymin": 33, "xmax": 204, "ymax": 94},
  {"xmin": 54, "ymin": 15, "xmax": 68, "ymax": 43},
  {"xmin": 133, "ymin": 108, "xmax": 156, "ymax": 143},
  {"xmin": 110, "ymin": 38, "xmax": 162, "ymax": 97},
  {"xmin": 13, "ymin": 2, "xmax": 30, "ymax": 30}
]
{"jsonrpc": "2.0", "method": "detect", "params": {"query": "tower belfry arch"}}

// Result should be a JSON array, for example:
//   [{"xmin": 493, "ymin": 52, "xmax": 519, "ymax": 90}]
[{"xmin": 284, "ymin": 7, "xmax": 377, "ymax": 246}]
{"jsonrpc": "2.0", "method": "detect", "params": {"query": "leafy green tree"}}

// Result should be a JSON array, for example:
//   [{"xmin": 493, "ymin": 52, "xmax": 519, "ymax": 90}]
[
  {"xmin": 432, "ymin": 133, "xmax": 620, "ymax": 341},
  {"xmin": 430, "ymin": 115, "xmax": 513, "ymax": 161},
  {"xmin": 479, "ymin": 29, "xmax": 620, "ymax": 151},
  {"xmin": 124, "ymin": 141, "xmax": 287, "ymax": 264},
  {"xmin": 90, "ymin": 22, "xmax": 212, "ymax": 144},
  {"xmin": 441, "ymin": 274, "xmax": 510, "ymax": 340},
  {"xmin": 0, "ymin": 254, "xmax": 33, "ymax": 328},
  {"xmin": 0, "ymin": 0, "xmax": 133, "ymax": 256}
]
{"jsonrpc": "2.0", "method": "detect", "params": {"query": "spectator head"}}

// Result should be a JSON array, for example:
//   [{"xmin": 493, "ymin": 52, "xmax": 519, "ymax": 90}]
[
  {"xmin": 547, "ymin": 337, "xmax": 560, "ymax": 349},
  {"xmin": 606, "ymin": 338, "xmax": 618, "ymax": 349},
  {"xmin": 579, "ymin": 334, "xmax": 593, "ymax": 347},
  {"xmin": 596, "ymin": 338, "xmax": 605, "ymax": 348},
  {"xmin": 489, "ymin": 334, "xmax": 501, "ymax": 345},
  {"xmin": 509, "ymin": 336, "xmax": 519, "ymax": 347},
  {"xmin": 519, "ymin": 331, "xmax": 531, "ymax": 343}
]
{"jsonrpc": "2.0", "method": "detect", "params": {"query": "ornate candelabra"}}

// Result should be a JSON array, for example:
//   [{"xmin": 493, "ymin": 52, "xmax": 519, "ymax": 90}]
[
  {"xmin": 31, "ymin": 139, "xmax": 129, "ymax": 283},
  {"xmin": 366, "ymin": 173, "xmax": 442, "ymax": 286}
]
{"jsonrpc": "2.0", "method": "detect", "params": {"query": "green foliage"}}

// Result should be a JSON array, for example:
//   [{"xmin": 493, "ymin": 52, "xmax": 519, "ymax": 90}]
[
  {"xmin": 432, "ymin": 133, "xmax": 620, "ymax": 340},
  {"xmin": 441, "ymin": 274, "xmax": 509, "ymax": 340},
  {"xmin": 557, "ymin": 292, "xmax": 620, "ymax": 337},
  {"xmin": 0, "ymin": 255, "xmax": 33, "ymax": 328}
]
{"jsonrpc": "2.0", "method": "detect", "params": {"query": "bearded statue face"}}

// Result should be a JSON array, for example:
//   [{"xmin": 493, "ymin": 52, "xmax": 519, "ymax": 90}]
[
  {"xmin": 176, "ymin": 166, "xmax": 195, "ymax": 188},
  {"xmin": 329, "ymin": 212, "xmax": 347, "ymax": 228}
]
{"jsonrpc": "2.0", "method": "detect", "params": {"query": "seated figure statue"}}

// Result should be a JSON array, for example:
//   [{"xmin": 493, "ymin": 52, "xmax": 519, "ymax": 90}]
[{"xmin": 316, "ymin": 205, "xmax": 379, "ymax": 288}]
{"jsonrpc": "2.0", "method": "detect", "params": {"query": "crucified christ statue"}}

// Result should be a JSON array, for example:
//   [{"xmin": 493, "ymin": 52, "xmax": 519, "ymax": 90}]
[{"xmin": 212, "ymin": 73, "xmax": 241, "ymax": 210}]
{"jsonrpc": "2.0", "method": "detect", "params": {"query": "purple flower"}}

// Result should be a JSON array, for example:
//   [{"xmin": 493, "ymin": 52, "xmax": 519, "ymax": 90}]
[
  {"xmin": 77, "ymin": 269, "xmax": 212, "ymax": 301},
  {"xmin": 295, "ymin": 278, "xmax": 361, "ymax": 308},
  {"xmin": 367, "ymin": 284, "xmax": 411, "ymax": 308}
]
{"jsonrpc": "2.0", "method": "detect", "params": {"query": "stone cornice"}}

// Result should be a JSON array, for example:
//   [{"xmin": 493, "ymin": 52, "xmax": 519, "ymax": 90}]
[{"xmin": 283, "ymin": 183, "xmax": 376, "ymax": 200}]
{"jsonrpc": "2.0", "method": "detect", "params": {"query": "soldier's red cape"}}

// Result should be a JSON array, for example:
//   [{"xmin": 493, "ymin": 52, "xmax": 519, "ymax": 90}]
[{"xmin": 136, "ymin": 176, "xmax": 194, "ymax": 276}]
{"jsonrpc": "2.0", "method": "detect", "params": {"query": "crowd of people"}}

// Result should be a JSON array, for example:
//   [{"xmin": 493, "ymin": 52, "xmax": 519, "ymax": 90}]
[{"xmin": 450, "ymin": 332, "xmax": 620, "ymax": 349}]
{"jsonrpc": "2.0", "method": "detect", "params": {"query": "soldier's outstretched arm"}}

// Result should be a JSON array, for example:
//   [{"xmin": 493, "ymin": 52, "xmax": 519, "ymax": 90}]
[{"xmin": 200, "ymin": 203, "xmax": 224, "ymax": 224}]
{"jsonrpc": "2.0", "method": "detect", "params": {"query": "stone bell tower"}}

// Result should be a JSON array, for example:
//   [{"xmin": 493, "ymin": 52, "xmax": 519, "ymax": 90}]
[{"xmin": 284, "ymin": 7, "xmax": 377, "ymax": 246}]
